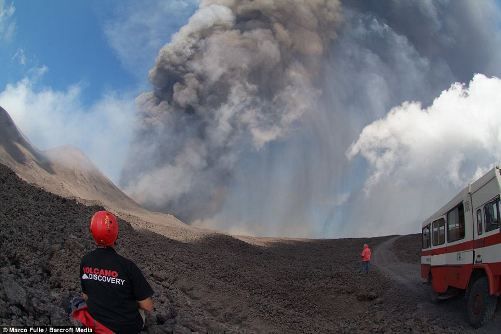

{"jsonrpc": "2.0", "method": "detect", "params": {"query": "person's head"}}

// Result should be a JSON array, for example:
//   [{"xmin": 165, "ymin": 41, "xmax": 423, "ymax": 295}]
[
  {"xmin": 364, "ymin": 243, "xmax": 368, "ymax": 248},
  {"xmin": 90, "ymin": 211, "xmax": 118, "ymax": 247}
]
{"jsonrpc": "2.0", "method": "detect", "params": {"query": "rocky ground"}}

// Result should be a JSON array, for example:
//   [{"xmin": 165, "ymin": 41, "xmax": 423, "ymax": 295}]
[
  {"xmin": 392, "ymin": 234, "xmax": 421, "ymax": 264},
  {"xmin": 1, "ymin": 162, "xmax": 500, "ymax": 333}
]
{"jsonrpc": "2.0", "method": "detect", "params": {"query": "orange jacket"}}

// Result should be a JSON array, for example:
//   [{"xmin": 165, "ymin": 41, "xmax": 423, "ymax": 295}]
[{"xmin": 361, "ymin": 244, "xmax": 371, "ymax": 262}]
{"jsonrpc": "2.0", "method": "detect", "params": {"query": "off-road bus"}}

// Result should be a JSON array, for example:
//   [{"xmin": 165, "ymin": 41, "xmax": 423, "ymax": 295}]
[{"xmin": 421, "ymin": 166, "xmax": 501, "ymax": 328}]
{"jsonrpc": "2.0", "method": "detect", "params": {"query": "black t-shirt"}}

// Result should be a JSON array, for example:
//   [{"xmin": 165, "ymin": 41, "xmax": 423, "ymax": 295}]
[{"xmin": 80, "ymin": 247, "xmax": 154, "ymax": 333}]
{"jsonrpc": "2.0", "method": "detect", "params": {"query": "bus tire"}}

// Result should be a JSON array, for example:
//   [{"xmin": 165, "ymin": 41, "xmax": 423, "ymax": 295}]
[
  {"xmin": 466, "ymin": 277, "xmax": 497, "ymax": 328},
  {"xmin": 429, "ymin": 287, "xmax": 440, "ymax": 304}
]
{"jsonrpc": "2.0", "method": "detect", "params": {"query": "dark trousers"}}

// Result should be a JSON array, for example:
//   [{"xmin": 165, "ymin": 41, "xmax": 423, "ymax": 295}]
[{"xmin": 361, "ymin": 261, "xmax": 370, "ymax": 273}]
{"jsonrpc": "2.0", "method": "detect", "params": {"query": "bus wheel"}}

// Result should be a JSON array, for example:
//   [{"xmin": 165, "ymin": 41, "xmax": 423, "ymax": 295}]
[
  {"xmin": 429, "ymin": 287, "xmax": 440, "ymax": 304},
  {"xmin": 466, "ymin": 277, "xmax": 497, "ymax": 328}
]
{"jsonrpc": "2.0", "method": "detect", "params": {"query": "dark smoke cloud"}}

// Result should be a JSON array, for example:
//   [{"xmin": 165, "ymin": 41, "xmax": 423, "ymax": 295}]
[
  {"xmin": 121, "ymin": 0, "xmax": 342, "ymax": 221},
  {"xmin": 121, "ymin": 0, "xmax": 501, "ymax": 236},
  {"xmin": 345, "ymin": 0, "xmax": 501, "ymax": 82}
]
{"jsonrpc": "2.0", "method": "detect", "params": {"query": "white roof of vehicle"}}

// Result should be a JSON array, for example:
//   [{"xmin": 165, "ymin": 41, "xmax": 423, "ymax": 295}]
[{"xmin": 421, "ymin": 166, "xmax": 499, "ymax": 228}]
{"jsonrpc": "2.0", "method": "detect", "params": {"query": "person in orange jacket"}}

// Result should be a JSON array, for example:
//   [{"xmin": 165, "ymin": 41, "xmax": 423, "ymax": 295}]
[{"xmin": 360, "ymin": 243, "xmax": 372, "ymax": 274}]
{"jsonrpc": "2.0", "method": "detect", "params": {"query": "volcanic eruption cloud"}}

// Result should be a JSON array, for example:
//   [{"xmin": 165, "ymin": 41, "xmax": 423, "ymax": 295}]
[{"xmin": 121, "ymin": 0, "xmax": 501, "ymax": 237}]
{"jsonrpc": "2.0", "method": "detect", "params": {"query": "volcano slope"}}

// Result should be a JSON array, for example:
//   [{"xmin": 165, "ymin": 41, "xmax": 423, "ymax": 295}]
[{"xmin": 0, "ymin": 162, "xmax": 496, "ymax": 333}]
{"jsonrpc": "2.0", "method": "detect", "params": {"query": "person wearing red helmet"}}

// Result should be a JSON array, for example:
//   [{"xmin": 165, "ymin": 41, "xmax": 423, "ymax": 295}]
[{"xmin": 74, "ymin": 211, "xmax": 154, "ymax": 333}]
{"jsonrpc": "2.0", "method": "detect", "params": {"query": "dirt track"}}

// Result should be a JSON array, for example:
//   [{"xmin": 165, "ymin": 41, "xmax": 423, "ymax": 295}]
[
  {"xmin": 1, "ymin": 162, "xmax": 501, "ymax": 333},
  {"xmin": 373, "ymin": 236, "xmax": 421, "ymax": 292}
]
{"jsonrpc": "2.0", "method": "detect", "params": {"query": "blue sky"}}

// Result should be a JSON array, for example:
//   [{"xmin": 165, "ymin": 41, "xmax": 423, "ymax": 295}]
[
  {"xmin": 1, "ymin": 1, "xmax": 136, "ymax": 104},
  {"xmin": 0, "ymin": 0, "xmax": 197, "ymax": 180},
  {"xmin": 6, "ymin": 2, "xmax": 114, "ymax": 101},
  {"xmin": 1, "ymin": 0, "xmax": 199, "ymax": 95}
]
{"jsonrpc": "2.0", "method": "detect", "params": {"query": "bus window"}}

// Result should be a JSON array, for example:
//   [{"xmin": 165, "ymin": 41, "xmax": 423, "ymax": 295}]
[
  {"xmin": 447, "ymin": 203, "xmax": 465, "ymax": 242},
  {"xmin": 422, "ymin": 224, "xmax": 431, "ymax": 249},
  {"xmin": 477, "ymin": 209, "xmax": 483, "ymax": 235},
  {"xmin": 432, "ymin": 218, "xmax": 446, "ymax": 246},
  {"xmin": 484, "ymin": 199, "xmax": 500, "ymax": 233}
]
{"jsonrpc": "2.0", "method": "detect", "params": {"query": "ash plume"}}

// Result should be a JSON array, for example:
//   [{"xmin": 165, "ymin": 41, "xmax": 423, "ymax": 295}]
[
  {"xmin": 121, "ymin": 0, "xmax": 342, "ymax": 221},
  {"xmin": 122, "ymin": 0, "xmax": 501, "ymax": 236}
]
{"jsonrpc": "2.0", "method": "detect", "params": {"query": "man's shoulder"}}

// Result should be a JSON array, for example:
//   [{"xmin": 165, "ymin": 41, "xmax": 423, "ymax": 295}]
[
  {"xmin": 81, "ymin": 249, "xmax": 97, "ymax": 261},
  {"xmin": 111, "ymin": 251, "xmax": 139, "ymax": 270},
  {"xmin": 80, "ymin": 248, "xmax": 139, "ymax": 270},
  {"xmin": 81, "ymin": 248, "xmax": 127, "ymax": 262}
]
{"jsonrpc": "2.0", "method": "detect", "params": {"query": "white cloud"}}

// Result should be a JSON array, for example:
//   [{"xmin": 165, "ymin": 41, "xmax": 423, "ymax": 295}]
[
  {"xmin": 12, "ymin": 48, "xmax": 26, "ymax": 65},
  {"xmin": 347, "ymin": 74, "xmax": 501, "ymax": 235},
  {"xmin": 103, "ymin": 0, "xmax": 197, "ymax": 77},
  {"xmin": 0, "ymin": 68, "xmax": 136, "ymax": 182},
  {"xmin": 0, "ymin": 0, "xmax": 15, "ymax": 41}
]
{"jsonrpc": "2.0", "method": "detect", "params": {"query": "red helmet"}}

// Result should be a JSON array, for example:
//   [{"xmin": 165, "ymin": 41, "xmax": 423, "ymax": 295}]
[{"xmin": 90, "ymin": 211, "xmax": 118, "ymax": 246}]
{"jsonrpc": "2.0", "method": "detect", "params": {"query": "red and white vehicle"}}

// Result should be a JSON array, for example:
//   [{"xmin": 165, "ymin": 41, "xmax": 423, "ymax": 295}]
[{"xmin": 421, "ymin": 166, "xmax": 501, "ymax": 328}]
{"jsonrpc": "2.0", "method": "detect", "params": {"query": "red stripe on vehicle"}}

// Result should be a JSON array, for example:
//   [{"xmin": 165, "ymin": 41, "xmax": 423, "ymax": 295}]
[
  {"xmin": 421, "ymin": 231, "xmax": 501, "ymax": 256},
  {"xmin": 482, "ymin": 232, "xmax": 501, "ymax": 247},
  {"xmin": 447, "ymin": 241, "xmax": 474, "ymax": 253}
]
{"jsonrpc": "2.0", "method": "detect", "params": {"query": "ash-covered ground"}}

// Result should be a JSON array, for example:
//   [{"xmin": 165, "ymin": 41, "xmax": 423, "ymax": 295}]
[
  {"xmin": 0, "ymin": 163, "xmax": 498, "ymax": 333},
  {"xmin": 392, "ymin": 234, "xmax": 422, "ymax": 264}
]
